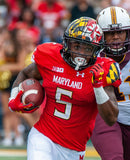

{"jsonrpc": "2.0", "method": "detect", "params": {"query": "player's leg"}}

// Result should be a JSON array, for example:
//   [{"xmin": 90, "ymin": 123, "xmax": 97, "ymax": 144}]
[
  {"xmin": 56, "ymin": 143, "xmax": 85, "ymax": 160},
  {"xmin": 118, "ymin": 122, "xmax": 130, "ymax": 160},
  {"xmin": 27, "ymin": 127, "xmax": 85, "ymax": 160},
  {"xmin": 27, "ymin": 127, "xmax": 56, "ymax": 160},
  {"xmin": 91, "ymin": 114, "xmax": 124, "ymax": 160}
]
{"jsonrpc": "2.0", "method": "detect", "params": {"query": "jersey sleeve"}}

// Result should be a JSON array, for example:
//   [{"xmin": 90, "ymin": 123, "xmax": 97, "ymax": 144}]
[
  {"xmin": 31, "ymin": 43, "xmax": 49, "ymax": 67},
  {"xmin": 105, "ymin": 62, "xmax": 121, "ymax": 87},
  {"xmin": 31, "ymin": 42, "xmax": 63, "ymax": 68}
]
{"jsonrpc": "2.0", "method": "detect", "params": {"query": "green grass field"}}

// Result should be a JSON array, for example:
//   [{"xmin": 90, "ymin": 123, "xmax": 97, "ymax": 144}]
[
  {"xmin": 0, "ymin": 140, "xmax": 101, "ymax": 160},
  {"xmin": 0, "ymin": 157, "xmax": 26, "ymax": 160},
  {"xmin": 0, "ymin": 157, "xmax": 101, "ymax": 160},
  {"xmin": 0, "ymin": 149, "xmax": 101, "ymax": 160}
]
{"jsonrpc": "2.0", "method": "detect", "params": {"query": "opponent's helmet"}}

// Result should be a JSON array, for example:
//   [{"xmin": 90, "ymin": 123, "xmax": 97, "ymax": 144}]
[
  {"xmin": 63, "ymin": 17, "xmax": 103, "ymax": 70},
  {"xmin": 97, "ymin": 6, "xmax": 130, "ymax": 56}
]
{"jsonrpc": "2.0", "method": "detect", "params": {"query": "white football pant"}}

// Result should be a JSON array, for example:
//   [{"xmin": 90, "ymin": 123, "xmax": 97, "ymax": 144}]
[{"xmin": 27, "ymin": 127, "xmax": 85, "ymax": 160}]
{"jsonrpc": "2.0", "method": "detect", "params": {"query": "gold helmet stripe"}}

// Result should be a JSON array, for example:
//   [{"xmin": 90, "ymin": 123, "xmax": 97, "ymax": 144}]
[
  {"xmin": 68, "ymin": 18, "xmax": 89, "ymax": 38},
  {"xmin": 110, "ymin": 7, "xmax": 117, "ymax": 24}
]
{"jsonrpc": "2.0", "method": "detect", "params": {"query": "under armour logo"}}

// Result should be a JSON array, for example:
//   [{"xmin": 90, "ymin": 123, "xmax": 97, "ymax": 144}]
[{"xmin": 76, "ymin": 72, "xmax": 85, "ymax": 77}]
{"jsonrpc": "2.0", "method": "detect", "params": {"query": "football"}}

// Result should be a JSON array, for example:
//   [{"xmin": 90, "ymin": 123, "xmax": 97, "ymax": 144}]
[{"xmin": 19, "ymin": 78, "xmax": 45, "ymax": 108}]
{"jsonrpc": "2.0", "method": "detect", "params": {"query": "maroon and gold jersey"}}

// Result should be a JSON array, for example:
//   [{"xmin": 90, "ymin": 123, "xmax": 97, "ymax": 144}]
[
  {"xmin": 100, "ymin": 51, "xmax": 130, "ymax": 125},
  {"xmin": 32, "ymin": 42, "xmax": 121, "ymax": 151}
]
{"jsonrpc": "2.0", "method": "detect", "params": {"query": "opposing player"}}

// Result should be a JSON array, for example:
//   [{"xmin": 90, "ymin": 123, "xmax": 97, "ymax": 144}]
[
  {"xmin": 91, "ymin": 6, "xmax": 130, "ymax": 160},
  {"xmin": 8, "ymin": 17, "xmax": 121, "ymax": 160}
]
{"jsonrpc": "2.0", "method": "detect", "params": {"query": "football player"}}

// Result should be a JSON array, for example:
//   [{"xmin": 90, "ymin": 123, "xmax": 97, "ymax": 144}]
[
  {"xmin": 91, "ymin": 6, "xmax": 130, "ymax": 160},
  {"xmin": 8, "ymin": 17, "xmax": 121, "ymax": 160}
]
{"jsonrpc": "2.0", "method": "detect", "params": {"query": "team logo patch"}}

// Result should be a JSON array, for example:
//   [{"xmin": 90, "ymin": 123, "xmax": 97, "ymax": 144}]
[
  {"xmin": 52, "ymin": 66, "xmax": 64, "ymax": 73},
  {"xmin": 106, "ymin": 62, "xmax": 120, "ymax": 84}
]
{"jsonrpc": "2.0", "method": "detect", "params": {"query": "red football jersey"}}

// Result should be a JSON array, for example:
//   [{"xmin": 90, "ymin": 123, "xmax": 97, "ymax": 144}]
[
  {"xmin": 33, "ymin": 42, "xmax": 121, "ymax": 151},
  {"xmin": 37, "ymin": 2, "xmax": 66, "ymax": 29}
]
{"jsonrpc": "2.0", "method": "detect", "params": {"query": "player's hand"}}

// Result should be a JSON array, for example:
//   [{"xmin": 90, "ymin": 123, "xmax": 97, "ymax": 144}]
[
  {"xmin": 8, "ymin": 90, "xmax": 38, "ymax": 113},
  {"xmin": 90, "ymin": 62, "xmax": 104, "ymax": 88}
]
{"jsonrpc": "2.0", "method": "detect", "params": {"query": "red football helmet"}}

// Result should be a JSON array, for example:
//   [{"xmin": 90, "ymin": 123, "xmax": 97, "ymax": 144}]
[{"xmin": 63, "ymin": 17, "xmax": 103, "ymax": 70}]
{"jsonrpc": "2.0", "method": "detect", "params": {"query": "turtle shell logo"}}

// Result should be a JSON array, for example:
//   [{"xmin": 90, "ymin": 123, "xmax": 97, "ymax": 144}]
[{"xmin": 66, "ymin": 17, "xmax": 102, "ymax": 43}]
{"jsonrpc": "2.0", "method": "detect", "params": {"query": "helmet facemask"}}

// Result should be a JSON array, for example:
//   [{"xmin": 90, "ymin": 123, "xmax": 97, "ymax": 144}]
[
  {"xmin": 63, "ymin": 38, "xmax": 101, "ymax": 70},
  {"xmin": 103, "ymin": 27, "xmax": 130, "ymax": 56}
]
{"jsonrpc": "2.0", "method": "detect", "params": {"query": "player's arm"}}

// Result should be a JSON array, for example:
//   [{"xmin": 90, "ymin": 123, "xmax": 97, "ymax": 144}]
[
  {"xmin": 90, "ymin": 62, "xmax": 119, "ymax": 126},
  {"xmin": 12, "ymin": 62, "xmax": 42, "ymax": 88},
  {"xmin": 97, "ymin": 85, "xmax": 118, "ymax": 126},
  {"xmin": 8, "ymin": 63, "xmax": 42, "ymax": 113}
]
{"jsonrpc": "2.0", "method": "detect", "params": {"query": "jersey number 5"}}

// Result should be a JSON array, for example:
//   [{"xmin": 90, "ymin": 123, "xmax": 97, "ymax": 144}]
[{"xmin": 54, "ymin": 88, "xmax": 72, "ymax": 120}]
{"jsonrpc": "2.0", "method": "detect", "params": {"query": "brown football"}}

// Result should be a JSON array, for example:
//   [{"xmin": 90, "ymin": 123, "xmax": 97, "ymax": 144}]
[{"xmin": 19, "ymin": 78, "xmax": 45, "ymax": 107}]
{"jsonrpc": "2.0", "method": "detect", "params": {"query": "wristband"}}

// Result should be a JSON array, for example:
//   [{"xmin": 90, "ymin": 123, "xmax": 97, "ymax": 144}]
[
  {"xmin": 93, "ymin": 86, "xmax": 109, "ymax": 104},
  {"xmin": 9, "ymin": 87, "xmax": 19, "ymax": 101}
]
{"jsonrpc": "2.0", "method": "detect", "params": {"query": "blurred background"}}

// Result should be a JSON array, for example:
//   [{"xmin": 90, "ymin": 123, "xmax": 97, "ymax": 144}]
[{"xmin": 0, "ymin": 0, "xmax": 129, "ymax": 159}]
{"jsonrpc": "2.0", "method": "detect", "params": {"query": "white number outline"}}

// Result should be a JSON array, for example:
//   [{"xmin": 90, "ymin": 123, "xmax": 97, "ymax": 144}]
[{"xmin": 54, "ymin": 87, "xmax": 72, "ymax": 120}]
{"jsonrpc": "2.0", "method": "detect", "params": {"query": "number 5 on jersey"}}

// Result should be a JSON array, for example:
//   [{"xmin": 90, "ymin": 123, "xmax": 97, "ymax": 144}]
[{"xmin": 54, "ymin": 88, "xmax": 72, "ymax": 120}]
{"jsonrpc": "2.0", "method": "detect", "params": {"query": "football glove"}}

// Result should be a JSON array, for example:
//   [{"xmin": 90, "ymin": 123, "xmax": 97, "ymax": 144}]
[
  {"xmin": 8, "ymin": 90, "xmax": 39, "ymax": 113},
  {"xmin": 90, "ymin": 62, "xmax": 104, "ymax": 88}
]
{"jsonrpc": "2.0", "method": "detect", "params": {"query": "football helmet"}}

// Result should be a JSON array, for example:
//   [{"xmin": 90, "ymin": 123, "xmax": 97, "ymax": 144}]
[
  {"xmin": 63, "ymin": 17, "xmax": 103, "ymax": 70},
  {"xmin": 97, "ymin": 6, "xmax": 130, "ymax": 56}
]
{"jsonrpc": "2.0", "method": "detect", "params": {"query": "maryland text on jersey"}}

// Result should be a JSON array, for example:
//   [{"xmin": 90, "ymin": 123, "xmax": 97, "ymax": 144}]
[{"xmin": 53, "ymin": 75, "xmax": 82, "ymax": 89}]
